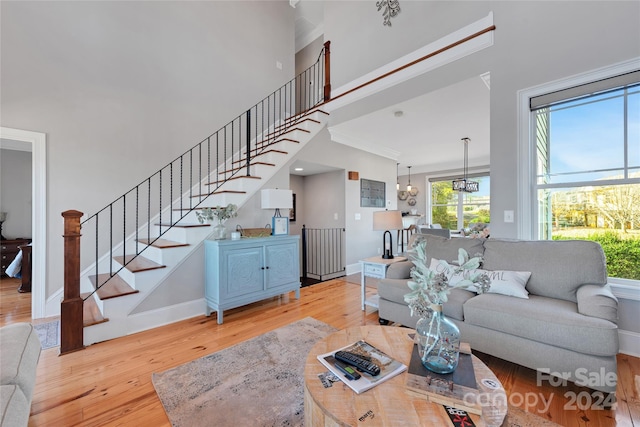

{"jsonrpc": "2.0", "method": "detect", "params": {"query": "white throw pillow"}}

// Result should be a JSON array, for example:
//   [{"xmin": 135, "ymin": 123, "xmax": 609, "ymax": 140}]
[{"xmin": 429, "ymin": 258, "xmax": 531, "ymax": 299}]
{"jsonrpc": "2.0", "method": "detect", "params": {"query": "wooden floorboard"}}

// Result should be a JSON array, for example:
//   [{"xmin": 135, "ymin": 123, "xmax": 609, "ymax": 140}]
[{"xmin": 0, "ymin": 276, "xmax": 637, "ymax": 426}]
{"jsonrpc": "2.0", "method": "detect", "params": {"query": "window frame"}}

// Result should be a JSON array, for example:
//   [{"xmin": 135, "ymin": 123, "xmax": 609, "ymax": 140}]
[
  {"xmin": 425, "ymin": 171, "xmax": 490, "ymax": 230},
  {"xmin": 517, "ymin": 58, "xmax": 640, "ymax": 293}
]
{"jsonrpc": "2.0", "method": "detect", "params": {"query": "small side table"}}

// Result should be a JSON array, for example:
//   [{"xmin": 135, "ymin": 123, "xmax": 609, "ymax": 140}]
[{"xmin": 359, "ymin": 256, "xmax": 407, "ymax": 311}]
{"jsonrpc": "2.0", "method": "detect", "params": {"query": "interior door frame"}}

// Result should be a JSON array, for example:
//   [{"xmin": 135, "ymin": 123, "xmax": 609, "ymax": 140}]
[{"xmin": 1, "ymin": 127, "xmax": 47, "ymax": 319}]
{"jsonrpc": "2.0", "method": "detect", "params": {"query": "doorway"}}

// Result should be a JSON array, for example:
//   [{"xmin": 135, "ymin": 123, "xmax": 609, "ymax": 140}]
[{"xmin": 0, "ymin": 127, "xmax": 47, "ymax": 319}]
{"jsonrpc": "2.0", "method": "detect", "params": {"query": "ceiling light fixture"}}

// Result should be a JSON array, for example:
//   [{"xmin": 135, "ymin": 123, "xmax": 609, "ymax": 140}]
[
  {"xmin": 452, "ymin": 138, "xmax": 479, "ymax": 193},
  {"xmin": 406, "ymin": 166, "xmax": 412, "ymax": 192}
]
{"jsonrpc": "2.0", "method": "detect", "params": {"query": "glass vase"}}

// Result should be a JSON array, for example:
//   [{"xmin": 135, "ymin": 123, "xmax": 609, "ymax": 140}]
[
  {"xmin": 211, "ymin": 223, "xmax": 227, "ymax": 240},
  {"xmin": 415, "ymin": 304, "xmax": 461, "ymax": 374}
]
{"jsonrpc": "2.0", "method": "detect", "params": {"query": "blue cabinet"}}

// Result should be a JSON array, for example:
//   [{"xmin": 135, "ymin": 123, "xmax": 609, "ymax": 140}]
[{"xmin": 204, "ymin": 235, "xmax": 300, "ymax": 324}]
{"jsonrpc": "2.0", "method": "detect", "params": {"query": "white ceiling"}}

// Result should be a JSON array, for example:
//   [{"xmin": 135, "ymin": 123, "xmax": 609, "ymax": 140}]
[{"xmin": 289, "ymin": 1, "xmax": 490, "ymax": 177}]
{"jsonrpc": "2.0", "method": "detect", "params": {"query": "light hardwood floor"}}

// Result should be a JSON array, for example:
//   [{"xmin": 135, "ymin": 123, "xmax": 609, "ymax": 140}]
[{"xmin": 1, "ymin": 276, "xmax": 638, "ymax": 426}]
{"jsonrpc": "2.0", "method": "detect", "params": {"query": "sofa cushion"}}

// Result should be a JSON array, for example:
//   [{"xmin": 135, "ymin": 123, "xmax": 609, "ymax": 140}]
[
  {"xmin": 0, "ymin": 385, "xmax": 29, "ymax": 427},
  {"xmin": 407, "ymin": 234, "xmax": 485, "ymax": 264},
  {"xmin": 482, "ymin": 239, "xmax": 607, "ymax": 302},
  {"xmin": 377, "ymin": 279, "xmax": 474, "ymax": 321},
  {"xmin": 429, "ymin": 258, "xmax": 531, "ymax": 298},
  {"xmin": 443, "ymin": 288, "xmax": 477, "ymax": 320},
  {"xmin": 0, "ymin": 324, "xmax": 41, "ymax": 400},
  {"xmin": 463, "ymin": 294, "xmax": 618, "ymax": 356}
]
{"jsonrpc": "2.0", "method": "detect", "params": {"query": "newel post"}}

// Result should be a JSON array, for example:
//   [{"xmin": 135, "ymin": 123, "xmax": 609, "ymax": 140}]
[
  {"xmin": 323, "ymin": 40, "xmax": 331, "ymax": 102},
  {"xmin": 60, "ymin": 210, "xmax": 85, "ymax": 354}
]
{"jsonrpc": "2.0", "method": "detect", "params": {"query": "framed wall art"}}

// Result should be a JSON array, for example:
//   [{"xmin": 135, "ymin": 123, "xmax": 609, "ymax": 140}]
[{"xmin": 360, "ymin": 178, "xmax": 386, "ymax": 208}]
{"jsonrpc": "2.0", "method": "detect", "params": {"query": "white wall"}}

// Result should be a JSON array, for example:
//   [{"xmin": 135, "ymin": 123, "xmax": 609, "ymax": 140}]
[
  {"xmin": 293, "ymin": 128, "xmax": 399, "ymax": 267},
  {"xmin": 0, "ymin": 1, "xmax": 296, "ymax": 298},
  {"xmin": 300, "ymin": 170, "xmax": 345, "ymax": 229}
]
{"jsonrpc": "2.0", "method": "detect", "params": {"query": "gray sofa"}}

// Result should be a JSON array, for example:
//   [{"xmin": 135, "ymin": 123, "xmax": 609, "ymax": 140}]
[
  {"xmin": 0, "ymin": 323, "xmax": 41, "ymax": 426},
  {"xmin": 378, "ymin": 234, "xmax": 619, "ymax": 394}
]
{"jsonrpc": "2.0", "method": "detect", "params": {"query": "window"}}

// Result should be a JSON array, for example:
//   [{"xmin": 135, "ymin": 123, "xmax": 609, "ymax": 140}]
[
  {"xmin": 428, "ymin": 175, "xmax": 490, "ymax": 231},
  {"xmin": 531, "ymin": 72, "xmax": 640, "ymax": 281}
]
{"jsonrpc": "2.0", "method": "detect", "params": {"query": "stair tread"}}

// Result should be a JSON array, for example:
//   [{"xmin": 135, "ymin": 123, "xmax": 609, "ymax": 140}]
[
  {"xmin": 264, "ymin": 126, "xmax": 310, "ymax": 139},
  {"xmin": 206, "ymin": 175, "xmax": 262, "ymax": 186},
  {"xmin": 219, "ymin": 162, "xmax": 275, "ymax": 175},
  {"xmin": 231, "ymin": 149, "xmax": 287, "ymax": 165},
  {"xmin": 113, "ymin": 255, "xmax": 166, "ymax": 273},
  {"xmin": 138, "ymin": 238, "xmax": 190, "ymax": 248},
  {"xmin": 253, "ymin": 138, "xmax": 299, "ymax": 153},
  {"xmin": 155, "ymin": 222, "xmax": 210, "ymax": 228},
  {"xmin": 89, "ymin": 274, "xmax": 139, "ymax": 300},
  {"xmin": 81, "ymin": 292, "xmax": 109, "ymax": 327},
  {"xmin": 191, "ymin": 190, "xmax": 247, "ymax": 198}
]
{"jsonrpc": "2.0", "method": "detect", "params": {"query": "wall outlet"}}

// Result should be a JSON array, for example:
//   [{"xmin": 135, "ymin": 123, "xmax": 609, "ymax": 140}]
[
  {"xmin": 377, "ymin": 247, "xmax": 381, "ymax": 254},
  {"xmin": 355, "ymin": 213, "xmax": 361, "ymax": 220},
  {"xmin": 504, "ymin": 210, "xmax": 514, "ymax": 223}
]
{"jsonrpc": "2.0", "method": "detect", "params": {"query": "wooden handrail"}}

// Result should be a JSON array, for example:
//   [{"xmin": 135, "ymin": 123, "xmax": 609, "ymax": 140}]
[
  {"xmin": 60, "ymin": 210, "xmax": 85, "ymax": 355},
  {"xmin": 330, "ymin": 25, "xmax": 496, "ymax": 104}
]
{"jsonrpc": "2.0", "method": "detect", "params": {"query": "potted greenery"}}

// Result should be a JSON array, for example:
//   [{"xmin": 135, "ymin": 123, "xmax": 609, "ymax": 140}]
[
  {"xmin": 196, "ymin": 204, "xmax": 238, "ymax": 240},
  {"xmin": 404, "ymin": 241, "xmax": 491, "ymax": 373}
]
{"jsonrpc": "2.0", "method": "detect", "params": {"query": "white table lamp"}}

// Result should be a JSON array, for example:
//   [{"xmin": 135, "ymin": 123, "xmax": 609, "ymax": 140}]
[
  {"xmin": 373, "ymin": 210, "xmax": 403, "ymax": 259},
  {"xmin": 261, "ymin": 189, "xmax": 293, "ymax": 235}
]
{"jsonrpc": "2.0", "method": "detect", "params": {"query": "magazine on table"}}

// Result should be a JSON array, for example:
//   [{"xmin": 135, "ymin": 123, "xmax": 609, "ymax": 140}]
[{"xmin": 317, "ymin": 339, "xmax": 407, "ymax": 394}]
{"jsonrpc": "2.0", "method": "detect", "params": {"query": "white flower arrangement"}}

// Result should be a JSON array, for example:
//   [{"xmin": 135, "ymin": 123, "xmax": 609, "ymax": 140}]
[
  {"xmin": 196, "ymin": 204, "xmax": 238, "ymax": 224},
  {"xmin": 404, "ymin": 240, "xmax": 491, "ymax": 318}
]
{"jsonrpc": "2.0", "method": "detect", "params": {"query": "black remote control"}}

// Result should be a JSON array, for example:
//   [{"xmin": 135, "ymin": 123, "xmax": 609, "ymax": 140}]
[
  {"xmin": 334, "ymin": 351, "xmax": 381, "ymax": 376},
  {"xmin": 333, "ymin": 360, "xmax": 361, "ymax": 380}
]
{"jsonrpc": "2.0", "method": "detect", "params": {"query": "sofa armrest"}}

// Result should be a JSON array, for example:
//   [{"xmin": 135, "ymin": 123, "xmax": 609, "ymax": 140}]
[
  {"xmin": 576, "ymin": 284, "xmax": 618, "ymax": 324},
  {"xmin": 385, "ymin": 260, "xmax": 413, "ymax": 279}
]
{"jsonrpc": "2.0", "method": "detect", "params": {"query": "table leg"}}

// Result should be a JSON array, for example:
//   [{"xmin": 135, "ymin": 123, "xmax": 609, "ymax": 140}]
[{"xmin": 361, "ymin": 268, "xmax": 366, "ymax": 310}]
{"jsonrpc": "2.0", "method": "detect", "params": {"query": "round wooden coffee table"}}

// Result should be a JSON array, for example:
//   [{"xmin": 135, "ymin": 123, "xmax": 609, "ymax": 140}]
[{"xmin": 304, "ymin": 325, "xmax": 507, "ymax": 426}]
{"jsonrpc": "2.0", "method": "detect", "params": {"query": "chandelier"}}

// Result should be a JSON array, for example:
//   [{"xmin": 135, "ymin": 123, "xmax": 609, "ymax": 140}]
[{"xmin": 452, "ymin": 138, "xmax": 479, "ymax": 193}]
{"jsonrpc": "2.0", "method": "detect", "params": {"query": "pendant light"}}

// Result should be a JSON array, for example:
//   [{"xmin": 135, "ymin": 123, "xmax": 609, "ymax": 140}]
[
  {"xmin": 452, "ymin": 138, "xmax": 479, "ymax": 192},
  {"xmin": 396, "ymin": 163, "xmax": 400, "ymax": 190},
  {"xmin": 406, "ymin": 166, "xmax": 412, "ymax": 192}
]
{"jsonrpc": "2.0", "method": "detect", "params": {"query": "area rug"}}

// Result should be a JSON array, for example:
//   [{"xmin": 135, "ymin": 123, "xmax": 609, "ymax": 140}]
[
  {"xmin": 152, "ymin": 317, "xmax": 338, "ymax": 427},
  {"xmin": 152, "ymin": 317, "xmax": 561, "ymax": 427},
  {"xmin": 33, "ymin": 320, "xmax": 60, "ymax": 349}
]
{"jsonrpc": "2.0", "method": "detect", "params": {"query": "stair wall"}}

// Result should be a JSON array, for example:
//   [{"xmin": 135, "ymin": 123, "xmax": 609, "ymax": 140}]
[{"xmin": 81, "ymin": 110, "xmax": 328, "ymax": 345}]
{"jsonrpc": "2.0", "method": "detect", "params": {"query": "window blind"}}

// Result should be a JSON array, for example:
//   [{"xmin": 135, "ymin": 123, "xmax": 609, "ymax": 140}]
[{"xmin": 530, "ymin": 70, "xmax": 640, "ymax": 110}]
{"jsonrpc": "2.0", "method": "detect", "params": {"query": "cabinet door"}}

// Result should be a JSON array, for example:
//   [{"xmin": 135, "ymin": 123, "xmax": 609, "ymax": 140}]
[
  {"xmin": 264, "ymin": 242, "xmax": 299, "ymax": 289},
  {"xmin": 223, "ymin": 246, "xmax": 264, "ymax": 298}
]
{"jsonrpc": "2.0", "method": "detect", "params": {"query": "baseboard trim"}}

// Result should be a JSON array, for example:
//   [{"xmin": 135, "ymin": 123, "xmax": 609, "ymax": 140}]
[
  {"xmin": 618, "ymin": 329, "xmax": 640, "ymax": 357},
  {"xmin": 346, "ymin": 262, "xmax": 361, "ymax": 276},
  {"xmin": 127, "ymin": 299, "xmax": 205, "ymax": 335}
]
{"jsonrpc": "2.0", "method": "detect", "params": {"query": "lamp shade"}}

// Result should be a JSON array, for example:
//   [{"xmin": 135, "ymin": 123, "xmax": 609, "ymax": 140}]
[
  {"xmin": 373, "ymin": 210, "xmax": 403, "ymax": 231},
  {"xmin": 261, "ymin": 189, "xmax": 293, "ymax": 209}
]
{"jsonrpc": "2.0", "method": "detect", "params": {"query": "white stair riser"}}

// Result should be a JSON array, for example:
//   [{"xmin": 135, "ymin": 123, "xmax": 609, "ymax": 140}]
[{"xmin": 152, "ymin": 224, "xmax": 212, "ymax": 244}]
